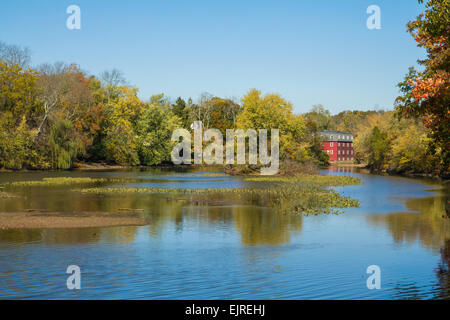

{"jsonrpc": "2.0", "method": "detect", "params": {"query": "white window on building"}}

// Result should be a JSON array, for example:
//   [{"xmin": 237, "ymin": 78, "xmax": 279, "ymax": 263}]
[
  {"xmin": 330, "ymin": 142, "xmax": 334, "ymax": 147},
  {"xmin": 330, "ymin": 150, "xmax": 333, "ymax": 155}
]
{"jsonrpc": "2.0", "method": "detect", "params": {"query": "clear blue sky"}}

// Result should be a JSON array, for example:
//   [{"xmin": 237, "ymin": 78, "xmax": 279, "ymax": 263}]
[{"xmin": 0, "ymin": 0, "xmax": 425, "ymax": 114}]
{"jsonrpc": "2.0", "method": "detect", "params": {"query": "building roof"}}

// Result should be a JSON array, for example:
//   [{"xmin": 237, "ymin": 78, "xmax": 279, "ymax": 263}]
[
  {"xmin": 317, "ymin": 131, "xmax": 354, "ymax": 142},
  {"xmin": 317, "ymin": 130, "xmax": 352, "ymax": 135}
]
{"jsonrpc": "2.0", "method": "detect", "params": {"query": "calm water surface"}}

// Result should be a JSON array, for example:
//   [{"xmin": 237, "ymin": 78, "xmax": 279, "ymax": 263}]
[{"xmin": 0, "ymin": 167, "xmax": 448, "ymax": 299}]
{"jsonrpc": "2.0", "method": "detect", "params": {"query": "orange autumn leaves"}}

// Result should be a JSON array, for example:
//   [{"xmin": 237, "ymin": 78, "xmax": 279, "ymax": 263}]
[
  {"xmin": 395, "ymin": 0, "xmax": 449, "ymax": 173},
  {"xmin": 407, "ymin": 72, "xmax": 448, "ymax": 102}
]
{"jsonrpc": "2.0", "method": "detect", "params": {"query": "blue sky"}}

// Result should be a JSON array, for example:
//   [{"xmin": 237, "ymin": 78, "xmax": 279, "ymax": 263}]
[{"xmin": 0, "ymin": 0, "xmax": 425, "ymax": 114}]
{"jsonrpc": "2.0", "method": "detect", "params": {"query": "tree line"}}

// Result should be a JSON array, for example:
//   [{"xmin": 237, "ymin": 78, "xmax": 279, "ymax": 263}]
[
  {"xmin": 0, "ymin": 49, "xmax": 446, "ymax": 176},
  {"xmin": 0, "ymin": 43, "xmax": 327, "ymax": 172}
]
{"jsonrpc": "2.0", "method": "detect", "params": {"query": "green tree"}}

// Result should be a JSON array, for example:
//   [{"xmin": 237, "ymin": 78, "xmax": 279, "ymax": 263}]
[
  {"xmin": 171, "ymin": 97, "xmax": 192, "ymax": 129},
  {"xmin": 48, "ymin": 119, "xmax": 83, "ymax": 169},
  {"xmin": 136, "ymin": 100, "xmax": 181, "ymax": 165},
  {"xmin": 368, "ymin": 126, "xmax": 389, "ymax": 173},
  {"xmin": 308, "ymin": 134, "xmax": 330, "ymax": 167}
]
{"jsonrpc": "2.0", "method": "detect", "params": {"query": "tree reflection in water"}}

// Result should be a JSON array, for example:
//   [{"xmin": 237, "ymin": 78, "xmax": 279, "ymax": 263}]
[{"xmin": 367, "ymin": 192, "xmax": 450, "ymax": 299}]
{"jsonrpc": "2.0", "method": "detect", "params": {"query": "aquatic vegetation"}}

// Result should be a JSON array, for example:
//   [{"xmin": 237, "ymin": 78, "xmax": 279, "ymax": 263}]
[
  {"xmin": 6, "ymin": 177, "xmax": 122, "ymax": 187},
  {"xmin": 4, "ymin": 175, "xmax": 231, "ymax": 187},
  {"xmin": 244, "ymin": 175, "xmax": 362, "ymax": 186},
  {"xmin": 173, "ymin": 173, "xmax": 229, "ymax": 177},
  {"xmin": 0, "ymin": 190, "xmax": 18, "ymax": 198},
  {"xmin": 80, "ymin": 182, "xmax": 360, "ymax": 216},
  {"xmin": 14, "ymin": 174, "xmax": 361, "ymax": 215}
]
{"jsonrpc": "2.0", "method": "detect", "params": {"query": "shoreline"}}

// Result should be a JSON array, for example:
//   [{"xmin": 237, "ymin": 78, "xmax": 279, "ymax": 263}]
[
  {"xmin": 0, "ymin": 211, "xmax": 149, "ymax": 230},
  {"xmin": 0, "ymin": 162, "xmax": 447, "ymax": 181}
]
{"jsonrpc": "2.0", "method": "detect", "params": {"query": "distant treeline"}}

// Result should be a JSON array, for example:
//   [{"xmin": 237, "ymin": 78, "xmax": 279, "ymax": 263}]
[
  {"xmin": 0, "ymin": 42, "xmax": 331, "ymax": 172},
  {"xmin": 309, "ymin": 106, "xmax": 445, "ymax": 176}
]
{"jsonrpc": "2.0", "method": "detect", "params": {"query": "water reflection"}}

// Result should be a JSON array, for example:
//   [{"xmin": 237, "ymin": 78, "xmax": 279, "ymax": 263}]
[
  {"xmin": 434, "ymin": 240, "xmax": 450, "ymax": 299},
  {"xmin": 367, "ymin": 194, "xmax": 449, "ymax": 252},
  {"xmin": 0, "ymin": 169, "xmax": 449, "ymax": 299},
  {"xmin": 0, "ymin": 170, "xmax": 447, "ymax": 249},
  {"xmin": 233, "ymin": 207, "xmax": 302, "ymax": 246},
  {"xmin": 0, "ymin": 227, "xmax": 141, "ymax": 245}
]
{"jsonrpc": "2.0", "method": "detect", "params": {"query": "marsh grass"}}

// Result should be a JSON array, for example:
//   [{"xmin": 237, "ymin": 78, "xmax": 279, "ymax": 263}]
[
  {"xmin": 4, "ymin": 175, "xmax": 230, "ymax": 188},
  {"xmin": 173, "ymin": 173, "xmax": 229, "ymax": 177},
  {"xmin": 244, "ymin": 175, "xmax": 362, "ymax": 186},
  {"xmin": 80, "ymin": 174, "xmax": 361, "ymax": 216},
  {"xmin": 6, "ymin": 177, "xmax": 129, "ymax": 187},
  {"xmin": 0, "ymin": 190, "xmax": 18, "ymax": 199},
  {"xmin": 8, "ymin": 174, "xmax": 361, "ymax": 215}
]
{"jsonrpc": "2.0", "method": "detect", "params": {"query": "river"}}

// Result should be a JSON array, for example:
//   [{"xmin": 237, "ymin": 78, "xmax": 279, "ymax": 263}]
[{"xmin": 0, "ymin": 167, "xmax": 448, "ymax": 299}]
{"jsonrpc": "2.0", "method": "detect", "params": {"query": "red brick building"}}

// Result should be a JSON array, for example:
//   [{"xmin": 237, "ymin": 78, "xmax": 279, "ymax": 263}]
[{"xmin": 318, "ymin": 131, "xmax": 354, "ymax": 162}]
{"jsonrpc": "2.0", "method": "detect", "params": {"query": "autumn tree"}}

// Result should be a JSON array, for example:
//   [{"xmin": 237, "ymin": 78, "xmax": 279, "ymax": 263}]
[
  {"xmin": 0, "ymin": 59, "xmax": 40, "ymax": 169},
  {"xmin": 0, "ymin": 115, "xmax": 36, "ymax": 169},
  {"xmin": 102, "ymin": 86, "xmax": 144, "ymax": 165},
  {"xmin": 35, "ymin": 63, "xmax": 103, "ymax": 168},
  {"xmin": 0, "ymin": 42, "xmax": 31, "ymax": 68},
  {"xmin": 236, "ymin": 89, "xmax": 307, "ymax": 161},
  {"xmin": 191, "ymin": 95, "xmax": 241, "ymax": 133},
  {"xmin": 0, "ymin": 59, "xmax": 39, "ymax": 120},
  {"xmin": 395, "ymin": 0, "xmax": 449, "ymax": 174},
  {"xmin": 304, "ymin": 104, "xmax": 336, "ymax": 132}
]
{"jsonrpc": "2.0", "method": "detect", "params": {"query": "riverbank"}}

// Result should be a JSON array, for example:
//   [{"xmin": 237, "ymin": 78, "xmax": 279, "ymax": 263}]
[
  {"xmin": 1, "ymin": 161, "xmax": 447, "ymax": 181},
  {"xmin": 330, "ymin": 163, "xmax": 449, "ymax": 181},
  {"xmin": 0, "ymin": 211, "xmax": 149, "ymax": 230}
]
